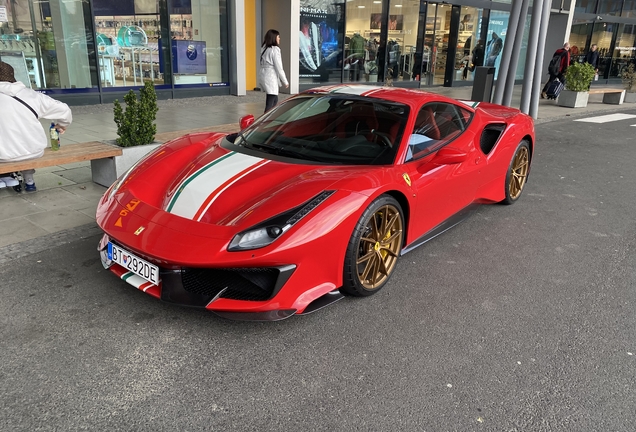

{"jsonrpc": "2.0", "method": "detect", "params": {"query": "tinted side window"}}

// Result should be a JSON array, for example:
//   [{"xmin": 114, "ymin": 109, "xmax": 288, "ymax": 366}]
[{"xmin": 405, "ymin": 103, "xmax": 472, "ymax": 162}]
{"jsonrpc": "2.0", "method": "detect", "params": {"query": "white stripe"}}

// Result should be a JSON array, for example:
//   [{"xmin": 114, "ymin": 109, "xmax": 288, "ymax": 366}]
[
  {"xmin": 332, "ymin": 85, "xmax": 381, "ymax": 96},
  {"xmin": 196, "ymin": 160, "xmax": 271, "ymax": 222},
  {"xmin": 459, "ymin": 100, "xmax": 479, "ymax": 108},
  {"xmin": 574, "ymin": 113, "xmax": 636, "ymax": 123},
  {"xmin": 168, "ymin": 153, "xmax": 264, "ymax": 220},
  {"xmin": 125, "ymin": 274, "xmax": 147, "ymax": 289}
]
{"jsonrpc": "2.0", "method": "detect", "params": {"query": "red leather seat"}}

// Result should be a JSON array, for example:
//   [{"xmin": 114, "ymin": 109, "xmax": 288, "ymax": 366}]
[
  {"xmin": 415, "ymin": 107, "xmax": 441, "ymax": 140},
  {"xmin": 337, "ymin": 103, "xmax": 379, "ymax": 137}
]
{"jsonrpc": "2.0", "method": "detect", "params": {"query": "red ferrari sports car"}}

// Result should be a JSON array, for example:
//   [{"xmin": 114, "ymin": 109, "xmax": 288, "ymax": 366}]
[{"xmin": 96, "ymin": 85, "xmax": 534, "ymax": 320}]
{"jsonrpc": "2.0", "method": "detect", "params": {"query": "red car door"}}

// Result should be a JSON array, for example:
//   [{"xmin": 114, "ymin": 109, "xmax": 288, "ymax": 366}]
[{"xmin": 402, "ymin": 102, "xmax": 481, "ymax": 242}]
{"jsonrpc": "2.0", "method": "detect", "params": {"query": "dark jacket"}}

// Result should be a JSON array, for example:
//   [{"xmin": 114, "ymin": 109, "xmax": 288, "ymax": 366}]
[
  {"xmin": 584, "ymin": 50, "xmax": 599, "ymax": 69},
  {"xmin": 553, "ymin": 48, "xmax": 570, "ymax": 75},
  {"xmin": 471, "ymin": 43, "xmax": 484, "ymax": 69}
]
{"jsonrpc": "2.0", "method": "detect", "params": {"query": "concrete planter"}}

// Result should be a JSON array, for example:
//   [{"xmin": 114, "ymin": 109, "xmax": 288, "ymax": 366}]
[
  {"xmin": 91, "ymin": 141, "xmax": 162, "ymax": 187},
  {"xmin": 624, "ymin": 92, "xmax": 636, "ymax": 103},
  {"xmin": 558, "ymin": 90, "xmax": 589, "ymax": 108}
]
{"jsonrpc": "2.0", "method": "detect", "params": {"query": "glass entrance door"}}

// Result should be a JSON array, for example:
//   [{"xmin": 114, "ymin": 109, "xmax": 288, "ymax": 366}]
[{"xmin": 419, "ymin": 3, "xmax": 448, "ymax": 86}]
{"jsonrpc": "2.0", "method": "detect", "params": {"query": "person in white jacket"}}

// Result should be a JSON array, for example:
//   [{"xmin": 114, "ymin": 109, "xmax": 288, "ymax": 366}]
[
  {"xmin": 259, "ymin": 29, "xmax": 289, "ymax": 113},
  {"xmin": 0, "ymin": 61, "xmax": 72, "ymax": 191}
]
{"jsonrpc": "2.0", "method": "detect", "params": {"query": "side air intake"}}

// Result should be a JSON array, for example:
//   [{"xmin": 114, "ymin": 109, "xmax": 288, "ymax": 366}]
[{"xmin": 480, "ymin": 124, "xmax": 506, "ymax": 155}]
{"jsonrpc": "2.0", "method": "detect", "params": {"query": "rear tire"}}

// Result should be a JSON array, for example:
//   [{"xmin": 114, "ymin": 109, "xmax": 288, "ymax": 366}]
[
  {"xmin": 502, "ymin": 140, "xmax": 530, "ymax": 205},
  {"xmin": 341, "ymin": 195, "xmax": 404, "ymax": 297}
]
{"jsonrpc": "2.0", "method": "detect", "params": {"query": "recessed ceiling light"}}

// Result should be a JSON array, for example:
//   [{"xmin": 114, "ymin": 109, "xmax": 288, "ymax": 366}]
[
  {"xmin": 358, "ymin": 5, "xmax": 365, "ymax": 7},
  {"xmin": 395, "ymin": 4, "xmax": 402, "ymax": 6},
  {"xmin": 373, "ymin": 1, "xmax": 381, "ymax": 3}
]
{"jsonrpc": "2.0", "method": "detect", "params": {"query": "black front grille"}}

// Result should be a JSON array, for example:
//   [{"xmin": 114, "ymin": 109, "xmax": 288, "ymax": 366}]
[{"xmin": 181, "ymin": 267, "xmax": 280, "ymax": 301}]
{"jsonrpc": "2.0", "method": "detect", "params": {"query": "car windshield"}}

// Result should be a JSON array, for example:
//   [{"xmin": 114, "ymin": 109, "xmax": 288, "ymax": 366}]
[{"xmin": 228, "ymin": 95, "xmax": 409, "ymax": 165}]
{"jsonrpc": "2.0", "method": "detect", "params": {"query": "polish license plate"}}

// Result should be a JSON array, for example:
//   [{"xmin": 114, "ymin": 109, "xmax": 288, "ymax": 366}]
[{"xmin": 108, "ymin": 242, "xmax": 160, "ymax": 286}]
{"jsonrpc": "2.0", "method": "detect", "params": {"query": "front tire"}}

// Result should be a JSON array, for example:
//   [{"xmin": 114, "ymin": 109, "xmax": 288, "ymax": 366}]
[
  {"xmin": 502, "ymin": 140, "xmax": 530, "ymax": 205},
  {"xmin": 341, "ymin": 195, "xmax": 404, "ymax": 296}
]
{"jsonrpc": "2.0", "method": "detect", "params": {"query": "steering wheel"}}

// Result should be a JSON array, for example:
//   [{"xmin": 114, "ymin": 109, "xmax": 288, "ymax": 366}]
[{"xmin": 357, "ymin": 129, "xmax": 393, "ymax": 148}]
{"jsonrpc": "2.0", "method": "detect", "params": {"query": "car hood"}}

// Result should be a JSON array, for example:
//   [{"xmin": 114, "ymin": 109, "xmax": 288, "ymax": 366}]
[{"xmin": 153, "ymin": 144, "xmax": 361, "ymax": 227}]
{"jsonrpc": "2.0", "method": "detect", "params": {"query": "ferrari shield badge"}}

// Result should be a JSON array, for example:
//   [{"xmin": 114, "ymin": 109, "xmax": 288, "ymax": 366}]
[
  {"xmin": 134, "ymin": 226, "xmax": 146, "ymax": 236},
  {"xmin": 402, "ymin": 173, "xmax": 411, "ymax": 187}
]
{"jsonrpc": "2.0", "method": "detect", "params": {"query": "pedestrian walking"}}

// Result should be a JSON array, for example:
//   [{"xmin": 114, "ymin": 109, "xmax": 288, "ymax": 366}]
[
  {"xmin": 0, "ymin": 61, "xmax": 72, "ymax": 191},
  {"xmin": 541, "ymin": 43, "xmax": 570, "ymax": 99},
  {"xmin": 585, "ymin": 44, "xmax": 600, "ymax": 77},
  {"xmin": 259, "ymin": 29, "xmax": 289, "ymax": 113}
]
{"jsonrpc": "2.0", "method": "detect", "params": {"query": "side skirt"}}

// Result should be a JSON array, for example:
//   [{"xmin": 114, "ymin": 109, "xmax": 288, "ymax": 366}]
[{"xmin": 401, "ymin": 204, "xmax": 480, "ymax": 255}]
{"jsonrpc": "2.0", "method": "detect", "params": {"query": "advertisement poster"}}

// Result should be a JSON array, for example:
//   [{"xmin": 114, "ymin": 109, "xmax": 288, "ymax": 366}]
[
  {"xmin": 172, "ymin": 40, "xmax": 207, "ymax": 74},
  {"xmin": 299, "ymin": 0, "xmax": 344, "ymax": 81},
  {"xmin": 485, "ymin": 11, "xmax": 509, "ymax": 76}
]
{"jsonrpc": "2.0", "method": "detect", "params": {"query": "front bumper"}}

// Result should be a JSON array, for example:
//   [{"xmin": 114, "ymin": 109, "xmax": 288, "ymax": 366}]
[{"xmin": 99, "ymin": 234, "xmax": 299, "ymax": 321}]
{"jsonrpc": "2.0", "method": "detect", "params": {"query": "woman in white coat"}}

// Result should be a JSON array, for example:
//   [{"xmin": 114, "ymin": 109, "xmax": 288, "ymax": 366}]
[{"xmin": 259, "ymin": 29, "xmax": 289, "ymax": 113}]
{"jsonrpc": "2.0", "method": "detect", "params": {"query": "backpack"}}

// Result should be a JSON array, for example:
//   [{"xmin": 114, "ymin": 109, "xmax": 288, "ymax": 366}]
[{"xmin": 548, "ymin": 51, "xmax": 565, "ymax": 76}]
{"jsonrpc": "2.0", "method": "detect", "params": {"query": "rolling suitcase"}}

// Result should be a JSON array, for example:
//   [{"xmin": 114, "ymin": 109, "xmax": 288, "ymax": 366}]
[{"xmin": 546, "ymin": 78, "xmax": 564, "ymax": 100}]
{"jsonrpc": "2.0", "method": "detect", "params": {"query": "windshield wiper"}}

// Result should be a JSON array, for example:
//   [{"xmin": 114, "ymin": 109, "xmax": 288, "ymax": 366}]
[
  {"xmin": 235, "ymin": 130, "xmax": 252, "ymax": 147},
  {"xmin": 274, "ymin": 147, "xmax": 324, "ymax": 162},
  {"xmin": 247, "ymin": 142, "xmax": 324, "ymax": 162}
]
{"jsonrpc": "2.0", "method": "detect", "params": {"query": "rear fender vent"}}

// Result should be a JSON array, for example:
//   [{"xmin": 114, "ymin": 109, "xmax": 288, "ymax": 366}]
[{"xmin": 480, "ymin": 124, "xmax": 506, "ymax": 155}]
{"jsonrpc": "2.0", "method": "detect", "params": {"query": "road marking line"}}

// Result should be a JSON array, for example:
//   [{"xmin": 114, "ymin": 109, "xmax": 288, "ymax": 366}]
[{"xmin": 574, "ymin": 113, "xmax": 636, "ymax": 123}]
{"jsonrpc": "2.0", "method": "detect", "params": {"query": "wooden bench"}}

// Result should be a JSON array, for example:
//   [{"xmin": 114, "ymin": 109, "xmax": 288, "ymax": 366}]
[
  {"xmin": 588, "ymin": 88, "xmax": 626, "ymax": 105},
  {"xmin": 0, "ymin": 141, "xmax": 122, "ymax": 188}
]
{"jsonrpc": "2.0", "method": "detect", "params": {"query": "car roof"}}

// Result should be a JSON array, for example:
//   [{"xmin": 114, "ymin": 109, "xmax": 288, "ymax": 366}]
[{"xmin": 302, "ymin": 84, "xmax": 452, "ymax": 106}]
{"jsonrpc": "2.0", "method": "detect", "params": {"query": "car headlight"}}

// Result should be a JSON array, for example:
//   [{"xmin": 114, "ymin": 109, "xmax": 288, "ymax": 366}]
[{"xmin": 228, "ymin": 190, "xmax": 335, "ymax": 251}]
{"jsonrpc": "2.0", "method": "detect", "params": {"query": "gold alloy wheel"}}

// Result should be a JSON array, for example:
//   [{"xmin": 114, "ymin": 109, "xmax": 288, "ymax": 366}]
[
  {"xmin": 508, "ymin": 145, "xmax": 529, "ymax": 200},
  {"xmin": 356, "ymin": 204, "xmax": 403, "ymax": 290}
]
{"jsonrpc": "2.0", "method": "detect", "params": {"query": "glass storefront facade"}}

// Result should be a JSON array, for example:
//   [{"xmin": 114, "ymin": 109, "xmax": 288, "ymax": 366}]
[
  {"xmin": 569, "ymin": 0, "xmax": 636, "ymax": 80},
  {"xmin": 8, "ymin": 0, "xmax": 631, "ymax": 101},
  {"xmin": 297, "ymin": 0, "xmax": 525, "ymax": 90},
  {"xmin": 0, "ymin": 0, "xmax": 230, "ymax": 103}
]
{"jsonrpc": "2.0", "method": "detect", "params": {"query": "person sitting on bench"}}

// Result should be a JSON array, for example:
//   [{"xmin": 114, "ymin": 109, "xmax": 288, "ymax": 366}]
[{"xmin": 0, "ymin": 61, "xmax": 73, "ymax": 191}]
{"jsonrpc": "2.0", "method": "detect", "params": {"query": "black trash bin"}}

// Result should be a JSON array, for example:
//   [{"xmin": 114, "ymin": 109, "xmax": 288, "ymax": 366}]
[{"xmin": 471, "ymin": 66, "xmax": 495, "ymax": 102}]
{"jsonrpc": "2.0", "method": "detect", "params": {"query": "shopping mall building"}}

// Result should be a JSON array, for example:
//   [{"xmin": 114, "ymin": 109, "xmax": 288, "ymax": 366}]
[{"xmin": 0, "ymin": 0, "xmax": 634, "ymax": 104}]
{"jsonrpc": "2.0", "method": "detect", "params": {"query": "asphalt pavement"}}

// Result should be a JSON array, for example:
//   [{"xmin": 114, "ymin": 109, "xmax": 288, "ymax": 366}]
[{"xmin": 1, "ymin": 99, "xmax": 635, "ymax": 430}]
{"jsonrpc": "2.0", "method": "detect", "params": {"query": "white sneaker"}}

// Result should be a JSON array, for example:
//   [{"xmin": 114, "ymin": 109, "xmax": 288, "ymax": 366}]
[
  {"xmin": 0, "ymin": 176, "xmax": 19, "ymax": 187},
  {"xmin": 0, "ymin": 179, "xmax": 6, "ymax": 188}
]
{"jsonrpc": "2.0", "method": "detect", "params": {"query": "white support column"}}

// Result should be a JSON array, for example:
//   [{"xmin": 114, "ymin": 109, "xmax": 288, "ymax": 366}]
[{"xmin": 230, "ymin": 0, "xmax": 247, "ymax": 95}]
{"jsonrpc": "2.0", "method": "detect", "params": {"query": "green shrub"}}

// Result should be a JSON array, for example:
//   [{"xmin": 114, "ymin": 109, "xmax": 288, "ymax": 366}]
[
  {"xmin": 564, "ymin": 62, "xmax": 596, "ymax": 92},
  {"xmin": 113, "ymin": 81, "xmax": 159, "ymax": 147},
  {"xmin": 622, "ymin": 63, "xmax": 635, "ymax": 92}
]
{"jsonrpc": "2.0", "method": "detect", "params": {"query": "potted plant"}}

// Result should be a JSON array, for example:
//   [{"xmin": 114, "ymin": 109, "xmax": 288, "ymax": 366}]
[
  {"xmin": 92, "ymin": 81, "xmax": 161, "ymax": 187},
  {"xmin": 558, "ymin": 62, "xmax": 596, "ymax": 108},
  {"xmin": 622, "ymin": 63, "xmax": 636, "ymax": 103}
]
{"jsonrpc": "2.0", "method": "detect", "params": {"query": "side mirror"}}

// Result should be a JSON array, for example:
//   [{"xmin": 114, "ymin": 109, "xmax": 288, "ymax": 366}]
[
  {"xmin": 432, "ymin": 147, "xmax": 468, "ymax": 165},
  {"xmin": 239, "ymin": 115, "xmax": 255, "ymax": 130}
]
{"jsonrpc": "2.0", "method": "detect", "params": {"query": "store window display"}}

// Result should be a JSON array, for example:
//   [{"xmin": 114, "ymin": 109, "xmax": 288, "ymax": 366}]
[
  {"xmin": 92, "ymin": 0, "xmax": 228, "ymax": 88},
  {"xmin": 0, "ymin": 0, "xmax": 97, "ymax": 90},
  {"xmin": 456, "ymin": 8, "xmax": 481, "ymax": 82},
  {"xmin": 611, "ymin": 24, "xmax": 636, "ymax": 78},
  {"xmin": 592, "ymin": 21, "xmax": 616, "ymax": 78},
  {"xmin": 341, "ymin": 0, "xmax": 420, "ymax": 85}
]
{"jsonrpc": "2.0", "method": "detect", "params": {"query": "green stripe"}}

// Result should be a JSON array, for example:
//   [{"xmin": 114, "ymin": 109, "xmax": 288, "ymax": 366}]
[
  {"xmin": 472, "ymin": 102, "xmax": 479, "ymax": 108},
  {"xmin": 122, "ymin": 272, "xmax": 134, "ymax": 281},
  {"xmin": 166, "ymin": 151, "xmax": 236, "ymax": 212}
]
